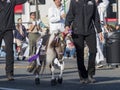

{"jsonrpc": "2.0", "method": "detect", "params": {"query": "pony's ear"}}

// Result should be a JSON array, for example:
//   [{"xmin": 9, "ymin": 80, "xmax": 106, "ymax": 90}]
[
  {"xmin": 54, "ymin": 33, "xmax": 57, "ymax": 36},
  {"xmin": 55, "ymin": 32, "xmax": 59, "ymax": 36}
]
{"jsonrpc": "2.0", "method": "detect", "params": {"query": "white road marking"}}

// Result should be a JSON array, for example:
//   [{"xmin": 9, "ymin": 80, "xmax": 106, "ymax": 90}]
[{"xmin": 0, "ymin": 87, "xmax": 23, "ymax": 90}]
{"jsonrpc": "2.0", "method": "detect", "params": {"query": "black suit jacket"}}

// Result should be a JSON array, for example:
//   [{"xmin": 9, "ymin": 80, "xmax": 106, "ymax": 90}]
[
  {"xmin": 65, "ymin": 0, "xmax": 102, "ymax": 35},
  {"xmin": 0, "ymin": 0, "xmax": 27, "ymax": 32}
]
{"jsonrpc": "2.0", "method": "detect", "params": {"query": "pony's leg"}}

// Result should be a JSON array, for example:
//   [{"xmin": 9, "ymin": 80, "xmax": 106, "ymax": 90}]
[
  {"xmin": 34, "ymin": 57, "xmax": 41, "ymax": 85},
  {"xmin": 58, "ymin": 60, "xmax": 64, "ymax": 84},
  {"xmin": 54, "ymin": 58, "xmax": 64, "ymax": 84},
  {"xmin": 59, "ymin": 61, "xmax": 64, "ymax": 77},
  {"xmin": 46, "ymin": 49, "xmax": 57, "ymax": 86},
  {"xmin": 35, "ymin": 74, "xmax": 40, "ymax": 85},
  {"xmin": 34, "ymin": 65, "xmax": 41, "ymax": 85},
  {"xmin": 51, "ymin": 65, "xmax": 55, "ymax": 80},
  {"xmin": 50, "ymin": 65, "xmax": 57, "ymax": 86}
]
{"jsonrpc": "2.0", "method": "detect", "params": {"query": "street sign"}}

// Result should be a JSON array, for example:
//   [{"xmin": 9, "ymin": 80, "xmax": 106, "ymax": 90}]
[{"xmin": 14, "ymin": 5, "xmax": 23, "ymax": 13}]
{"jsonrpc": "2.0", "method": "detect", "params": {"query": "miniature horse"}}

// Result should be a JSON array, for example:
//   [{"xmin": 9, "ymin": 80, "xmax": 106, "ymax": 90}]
[
  {"xmin": 46, "ymin": 31, "xmax": 66, "ymax": 86},
  {"xmin": 27, "ymin": 31, "xmax": 66, "ymax": 86}
]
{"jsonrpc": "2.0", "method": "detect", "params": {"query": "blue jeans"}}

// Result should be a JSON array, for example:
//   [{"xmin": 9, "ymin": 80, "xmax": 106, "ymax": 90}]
[{"xmin": 64, "ymin": 47, "xmax": 76, "ymax": 57}]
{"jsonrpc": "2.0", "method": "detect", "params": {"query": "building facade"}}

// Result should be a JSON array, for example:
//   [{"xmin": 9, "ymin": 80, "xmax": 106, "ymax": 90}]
[{"xmin": 15, "ymin": 0, "xmax": 71, "ymax": 28}]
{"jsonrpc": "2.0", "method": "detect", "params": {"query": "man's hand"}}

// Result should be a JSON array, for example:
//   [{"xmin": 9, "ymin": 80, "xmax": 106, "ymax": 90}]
[
  {"xmin": 64, "ymin": 26, "xmax": 70, "ymax": 35},
  {"xmin": 99, "ymin": 32, "xmax": 104, "ymax": 42},
  {"xmin": 61, "ymin": 14, "xmax": 66, "ymax": 19}
]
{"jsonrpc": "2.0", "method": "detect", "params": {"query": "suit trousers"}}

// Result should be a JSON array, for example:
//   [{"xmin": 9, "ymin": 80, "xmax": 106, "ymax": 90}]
[
  {"xmin": 0, "ymin": 30, "xmax": 14, "ymax": 76},
  {"xmin": 72, "ymin": 33, "xmax": 97, "ymax": 79}
]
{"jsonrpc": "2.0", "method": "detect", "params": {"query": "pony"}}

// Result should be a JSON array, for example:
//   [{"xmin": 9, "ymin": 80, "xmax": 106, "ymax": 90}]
[
  {"xmin": 27, "ymin": 30, "xmax": 66, "ymax": 86},
  {"xmin": 46, "ymin": 31, "xmax": 66, "ymax": 86}
]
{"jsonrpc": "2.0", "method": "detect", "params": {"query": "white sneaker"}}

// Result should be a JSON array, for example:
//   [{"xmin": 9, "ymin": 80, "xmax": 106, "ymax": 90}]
[
  {"xmin": 96, "ymin": 64, "xmax": 103, "ymax": 68},
  {"xmin": 69, "ymin": 56, "xmax": 74, "ymax": 59},
  {"xmin": 63, "ymin": 56, "xmax": 68, "ymax": 59}
]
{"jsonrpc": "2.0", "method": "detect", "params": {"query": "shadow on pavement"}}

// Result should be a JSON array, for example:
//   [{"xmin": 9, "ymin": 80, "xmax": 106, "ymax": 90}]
[{"xmin": 0, "ymin": 74, "xmax": 120, "ymax": 90}]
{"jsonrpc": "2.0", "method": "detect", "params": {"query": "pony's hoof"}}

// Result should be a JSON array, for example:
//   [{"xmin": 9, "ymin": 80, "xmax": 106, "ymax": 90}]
[
  {"xmin": 57, "ymin": 77, "xmax": 63, "ymax": 84},
  {"xmin": 51, "ymin": 78, "xmax": 57, "ymax": 86},
  {"xmin": 35, "ymin": 78, "xmax": 40, "ymax": 85}
]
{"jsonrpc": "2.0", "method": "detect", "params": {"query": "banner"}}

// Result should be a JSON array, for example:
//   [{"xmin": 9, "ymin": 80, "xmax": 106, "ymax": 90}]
[{"xmin": 14, "ymin": 5, "xmax": 23, "ymax": 14}]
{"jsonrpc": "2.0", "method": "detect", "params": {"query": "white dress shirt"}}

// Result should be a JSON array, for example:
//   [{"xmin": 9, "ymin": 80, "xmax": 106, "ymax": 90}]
[
  {"xmin": 48, "ymin": 5, "xmax": 65, "ymax": 34},
  {"xmin": 97, "ymin": 0, "xmax": 109, "ymax": 22}
]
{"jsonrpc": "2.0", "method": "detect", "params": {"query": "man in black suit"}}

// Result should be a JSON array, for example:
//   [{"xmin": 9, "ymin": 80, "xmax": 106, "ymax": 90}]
[
  {"xmin": 64, "ymin": 0, "xmax": 104, "ymax": 83},
  {"xmin": 0, "ymin": 0, "xmax": 27, "ymax": 81}
]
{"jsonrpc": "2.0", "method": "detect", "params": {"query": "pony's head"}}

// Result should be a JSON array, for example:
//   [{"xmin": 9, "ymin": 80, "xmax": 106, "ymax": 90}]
[
  {"xmin": 50, "ymin": 31, "xmax": 66, "ymax": 59},
  {"xmin": 50, "ymin": 31, "xmax": 65, "ymax": 47}
]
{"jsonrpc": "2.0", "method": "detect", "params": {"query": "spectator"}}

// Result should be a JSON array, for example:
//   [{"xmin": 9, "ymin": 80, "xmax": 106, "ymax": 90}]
[
  {"xmin": 96, "ymin": 34, "xmax": 105, "ymax": 68},
  {"xmin": 48, "ymin": 0, "xmax": 66, "ymax": 34},
  {"xmin": 14, "ymin": 18, "xmax": 27, "ymax": 61},
  {"xmin": 115, "ymin": 24, "xmax": 120, "ymax": 30},
  {"xmin": 95, "ymin": 0, "xmax": 109, "ymax": 68},
  {"xmin": 96, "ymin": 0, "xmax": 109, "ymax": 24},
  {"xmin": 64, "ymin": 34, "xmax": 76, "ymax": 59},
  {"xmin": 28, "ymin": 12, "xmax": 41, "ymax": 57}
]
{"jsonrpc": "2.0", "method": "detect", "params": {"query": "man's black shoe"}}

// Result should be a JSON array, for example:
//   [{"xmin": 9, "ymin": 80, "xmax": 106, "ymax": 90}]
[
  {"xmin": 7, "ymin": 75, "xmax": 14, "ymax": 81},
  {"xmin": 88, "ymin": 75, "xmax": 96, "ymax": 83}
]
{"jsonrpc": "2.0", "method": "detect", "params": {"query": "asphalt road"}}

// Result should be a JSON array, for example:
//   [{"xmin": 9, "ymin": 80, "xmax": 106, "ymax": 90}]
[{"xmin": 0, "ymin": 57, "xmax": 120, "ymax": 90}]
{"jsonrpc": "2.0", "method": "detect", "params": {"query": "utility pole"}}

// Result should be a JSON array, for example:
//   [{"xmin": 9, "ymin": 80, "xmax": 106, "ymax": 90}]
[
  {"xmin": 35, "ymin": 0, "xmax": 40, "ymax": 20},
  {"xmin": 63, "ymin": 0, "xmax": 66, "ymax": 13}
]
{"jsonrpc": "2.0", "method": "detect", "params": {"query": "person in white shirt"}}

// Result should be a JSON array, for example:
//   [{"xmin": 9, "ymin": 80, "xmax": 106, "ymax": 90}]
[
  {"xmin": 48, "ymin": 0, "xmax": 66, "ymax": 34},
  {"xmin": 95, "ymin": 0, "xmax": 109, "ymax": 68},
  {"xmin": 96, "ymin": 0, "xmax": 109, "ymax": 23},
  {"xmin": 64, "ymin": 33, "xmax": 76, "ymax": 59}
]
